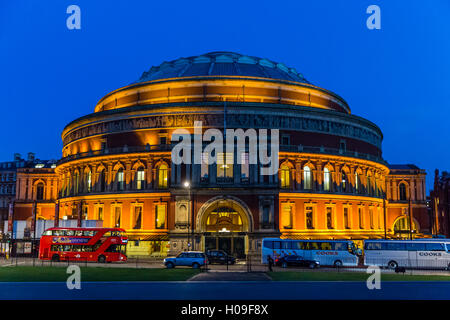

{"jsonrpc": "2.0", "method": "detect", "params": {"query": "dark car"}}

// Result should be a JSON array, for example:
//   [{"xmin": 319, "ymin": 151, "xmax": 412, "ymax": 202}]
[
  {"xmin": 206, "ymin": 250, "xmax": 236, "ymax": 265},
  {"xmin": 275, "ymin": 255, "xmax": 320, "ymax": 269}
]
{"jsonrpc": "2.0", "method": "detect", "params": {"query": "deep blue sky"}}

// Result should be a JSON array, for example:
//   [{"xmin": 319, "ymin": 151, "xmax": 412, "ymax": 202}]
[{"xmin": 1, "ymin": 0, "xmax": 449, "ymax": 192}]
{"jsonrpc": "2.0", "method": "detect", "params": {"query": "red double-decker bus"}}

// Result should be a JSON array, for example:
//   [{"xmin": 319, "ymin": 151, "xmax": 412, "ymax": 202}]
[{"xmin": 39, "ymin": 227, "xmax": 128, "ymax": 263}]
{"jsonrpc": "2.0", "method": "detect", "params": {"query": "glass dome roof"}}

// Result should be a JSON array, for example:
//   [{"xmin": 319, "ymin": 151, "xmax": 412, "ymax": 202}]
[{"xmin": 135, "ymin": 51, "xmax": 310, "ymax": 84}]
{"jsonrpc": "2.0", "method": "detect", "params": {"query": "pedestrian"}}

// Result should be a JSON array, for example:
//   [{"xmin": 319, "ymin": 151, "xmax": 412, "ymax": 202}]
[{"xmin": 267, "ymin": 255, "xmax": 274, "ymax": 272}]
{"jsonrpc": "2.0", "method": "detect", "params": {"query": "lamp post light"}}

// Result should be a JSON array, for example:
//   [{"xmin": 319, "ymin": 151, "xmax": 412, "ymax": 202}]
[{"xmin": 183, "ymin": 181, "xmax": 192, "ymax": 250}]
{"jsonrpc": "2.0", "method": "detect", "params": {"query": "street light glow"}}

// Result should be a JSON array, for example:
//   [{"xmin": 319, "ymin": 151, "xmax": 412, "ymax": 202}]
[{"xmin": 184, "ymin": 181, "xmax": 190, "ymax": 188}]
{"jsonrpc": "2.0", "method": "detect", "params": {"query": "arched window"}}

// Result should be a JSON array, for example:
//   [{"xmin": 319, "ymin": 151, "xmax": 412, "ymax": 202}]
[
  {"xmin": 280, "ymin": 164, "xmax": 290, "ymax": 189},
  {"xmin": 367, "ymin": 176, "xmax": 372, "ymax": 195},
  {"xmin": 341, "ymin": 171, "xmax": 348, "ymax": 192},
  {"xmin": 355, "ymin": 172, "xmax": 360, "ymax": 193},
  {"xmin": 158, "ymin": 163, "xmax": 168, "ymax": 189},
  {"xmin": 399, "ymin": 183, "xmax": 407, "ymax": 201},
  {"xmin": 323, "ymin": 167, "xmax": 331, "ymax": 191},
  {"xmin": 303, "ymin": 166, "xmax": 312, "ymax": 190},
  {"xmin": 136, "ymin": 167, "xmax": 145, "ymax": 190},
  {"xmin": 74, "ymin": 172, "xmax": 80, "ymax": 194},
  {"xmin": 85, "ymin": 170, "xmax": 92, "ymax": 193},
  {"xmin": 99, "ymin": 169, "xmax": 106, "ymax": 192},
  {"xmin": 116, "ymin": 168, "xmax": 124, "ymax": 191},
  {"xmin": 394, "ymin": 216, "xmax": 417, "ymax": 234},
  {"xmin": 36, "ymin": 183, "xmax": 44, "ymax": 200}
]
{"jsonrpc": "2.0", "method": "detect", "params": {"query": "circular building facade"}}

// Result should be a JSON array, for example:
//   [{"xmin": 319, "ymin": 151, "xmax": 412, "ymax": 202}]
[{"xmin": 56, "ymin": 52, "xmax": 390, "ymax": 257}]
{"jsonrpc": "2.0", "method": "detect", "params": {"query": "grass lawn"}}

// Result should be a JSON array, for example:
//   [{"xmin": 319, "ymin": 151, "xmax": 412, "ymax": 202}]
[
  {"xmin": 268, "ymin": 271, "xmax": 450, "ymax": 282},
  {"xmin": 0, "ymin": 266, "xmax": 199, "ymax": 282}
]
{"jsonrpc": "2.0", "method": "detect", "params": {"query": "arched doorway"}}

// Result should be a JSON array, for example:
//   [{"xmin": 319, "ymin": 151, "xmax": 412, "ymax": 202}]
[
  {"xmin": 393, "ymin": 216, "xmax": 419, "ymax": 238},
  {"xmin": 197, "ymin": 197, "xmax": 252, "ymax": 258}
]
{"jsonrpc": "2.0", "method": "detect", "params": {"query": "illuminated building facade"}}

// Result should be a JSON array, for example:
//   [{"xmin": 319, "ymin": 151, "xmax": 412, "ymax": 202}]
[{"xmin": 13, "ymin": 52, "xmax": 430, "ymax": 256}]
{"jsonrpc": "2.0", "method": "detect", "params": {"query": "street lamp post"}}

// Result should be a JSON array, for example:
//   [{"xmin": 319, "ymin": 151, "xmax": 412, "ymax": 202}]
[{"xmin": 183, "ymin": 181, "xmax": 192, "ymax": 250}]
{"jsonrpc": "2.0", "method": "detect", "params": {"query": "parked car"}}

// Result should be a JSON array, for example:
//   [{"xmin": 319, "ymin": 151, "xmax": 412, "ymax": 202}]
[
  {"xmin": 164, "ymin": 251, "xmax": 208, "ymax": 269},
  {"xmin": 206, "ymin": 250, "xmax": 236, "ymax": 265},
  {"xmin": 275, "ymin": 255, "xmax": 320, "ymax": 269}
]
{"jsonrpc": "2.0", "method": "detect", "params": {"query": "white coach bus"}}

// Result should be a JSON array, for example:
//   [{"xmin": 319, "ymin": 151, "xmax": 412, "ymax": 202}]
[
  {"xmin": 261, "ymin": 238, "xmax": 360, "ymax": 267},
  {"xmin": 364, "ymin": 239, "xmax": 450, "ymax": 270}
]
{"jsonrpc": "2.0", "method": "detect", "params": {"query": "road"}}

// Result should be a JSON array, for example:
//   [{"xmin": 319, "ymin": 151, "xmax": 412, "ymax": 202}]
[
  {"xmin": 2, "ymin": 257, "xmax": 450, "ymax": 277},
  {"xmin": 0, "ymin": 280, "xmax": 449, "ymax": 300}
]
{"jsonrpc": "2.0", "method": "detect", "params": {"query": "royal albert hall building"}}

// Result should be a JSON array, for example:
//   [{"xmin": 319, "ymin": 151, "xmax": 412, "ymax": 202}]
[{"xmin": 14, "ymin": 52, "xmax": 430, "ymax": 257}]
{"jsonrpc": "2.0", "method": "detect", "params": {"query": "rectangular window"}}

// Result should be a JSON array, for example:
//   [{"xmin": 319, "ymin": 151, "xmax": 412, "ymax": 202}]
[
  {"xmin": 136, "ymin": 169, "xmax": 145, "ymax": 190},
  {"xmin": 369, "ymin": 208, "xmax": 374, "ymax": 229},
  {"xmin": 344, "ymin": 207, "xmax": 350, "ymax": 229},
  {"xmin": 406, "ymin": 243, "xmax": 426, "ymax": 251},
  {"xmin": 386, "ymin": 242, "xmax": 406, "ymax": 251},
  {"xmin": 217, "ymin": 153, "xmax": 233, "ymax": 179},
  {"xmin": 305, "ymin": 206, "xmax": 314, "ymax": 229},
  {"xmin": 133, "ymin": 206, "xmax": 142, "ymax": 229},
  {"xmin": 425, "ymin": 243, "xmax": 445, "ymax": 251},
  {"xmin": 155, "ymin": 204, "xmax": 166, "ymax": 229},
  {"xmin": 326, "ymin": 207, "xmax": 333, "ymax": 229},
  {"xmin": 358, "ymin": 208, "xmax": 363, "ymax": 229},
  {"xmin": 241, "ymin": 153, "xmax": 249, "ymax": 181},
  {"xmin": 281, "ymin": 204, "xmax": 293, "ymax": 229},
  {"xmin": 201, "ymin": 152, "xmax": 209, "ymax": 180},
  {"xmin": 262, "ymin": 205, "xmax": 270, "ymax": 227},
  {"xmin": 96, "ymin": 206, "xmax": 103, "ymax": 221},
  {"xmin": 113, "ymin": 206, "xmax": 121, "ymax": 227},
  {"xmin": 82, "ymin": 206, "xmax": 88, "ymax": 220}
]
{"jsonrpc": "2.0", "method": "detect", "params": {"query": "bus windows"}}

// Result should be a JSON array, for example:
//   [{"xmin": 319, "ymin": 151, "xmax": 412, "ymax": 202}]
[
  {"xmin": 83, "ymin": 230, "xmax": 96, "ymax": 237},
  {"xmin": 66, "ymin": 230, "xmax": 75, "ymax": 236},
  {"xmin": 292, "ymin": 241, "xmax": 302, "ymax": 250},
  {"xmin": 263, "ymin": 241, "xmax": 273, "ymax": 249},
  {"xmin": 105, "ymin": 244, "xmax": 126, "ymax": 254},
  {"xmin": 386, "ymin": 242, "xmax": 406, "ymax": 251},
  {"xmin": 332, "ymin": 242, "xmax": 347, "ymax": 251},
  {"xmin": 282, "ymin": 241, "xmax": 292, "ymax": 249},
  {"xmin": 75, "ymin": 231, "xmax": 83, "ymax": 237},
  {"xmin": 63, "ymin": 245, "xmax": 72, "ymax": 252},
  {"xmin": 406, "ymin": 243, "xmax": 426, "ymax": 251},
  {"xmin": 319, "ymin": 242, "xmax": 332, "ymax": 250},
  {"xmin": 273, "ymin": 241, "xmax": 282, "ymax": 249},
  {"xmin": 309, "ymin": 242, "xmax": 320, "ymax": 250},
  {"xmin": 365, "ymin": 242, "xmax": 383, "ymax": 250},
  {"xmin": 425, "ymin": 243, "xmax": 445, "ymax": 251}
]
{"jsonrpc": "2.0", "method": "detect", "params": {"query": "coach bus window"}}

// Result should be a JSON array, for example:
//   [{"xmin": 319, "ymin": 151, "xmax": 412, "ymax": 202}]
[
  {"xmin": 365, "ymin": 242, "xmax": 382, "ymax": 250},
  {"xmin": 293, "ymin": 241, "xmax": 302, "ymax": 250},
  {"xmin": 310, "ymin": 242, "xmax": 319, "ymax": 250},
  {"xmin": 333, "ymin": 242, "xmax": 347, "ymax": 251},
  {"xmin": 273, "ymin": 241, "xmax": 281, "ymax": 249},
  {"xmin": 282, "ymin": 241, "xmax": 292, "ymax": 249},
  {"xmin": 66, "ymin": 230, "xmax": 75, "ymax": 236},
  {"xmin": 263, "ymin": 241, "xmax": 273, "ymax": 249},
  {"xmin": 386, "ymin": 242, "xmax": 405, "ymax": 251},
  {"xmin": 406, "ymin": 243, "xmax": 426, "ymax": 251},
  {"xmin": 425, "ymin": 243, "xmax": 445, "ymax": 251},
  {"xmin": 320, "ymin": 242, "xmax": 332, "ymax": 250},
  {"xmin": 63, "ymin": 245, "xmax": 72, "ymax": 252}
]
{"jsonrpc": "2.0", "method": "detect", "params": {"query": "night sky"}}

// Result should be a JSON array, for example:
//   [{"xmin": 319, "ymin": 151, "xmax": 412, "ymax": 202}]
[{"xmin": 1, "ymin": 0, "xmax": 449, "ymax": 192}]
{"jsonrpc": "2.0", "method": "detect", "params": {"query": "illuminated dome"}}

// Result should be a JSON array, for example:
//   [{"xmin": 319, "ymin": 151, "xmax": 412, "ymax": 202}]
[{"xmin": 135, "ymin": 51, "xmax": 311, "ymax": 84}]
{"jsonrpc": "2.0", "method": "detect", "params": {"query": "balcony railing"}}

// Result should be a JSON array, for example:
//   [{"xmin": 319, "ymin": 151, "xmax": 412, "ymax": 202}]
[
  {"xmin": 58, "ymin": 143, "xmax": 387, "ymax": 165},
  {"xmin": 279, "ymin": 145, "xmax": 387, "ymax": 165}
]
